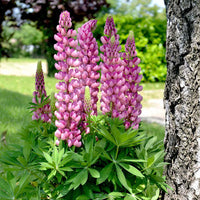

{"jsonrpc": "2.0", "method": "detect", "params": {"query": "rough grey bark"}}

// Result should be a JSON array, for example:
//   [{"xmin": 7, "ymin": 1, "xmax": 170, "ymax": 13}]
[{"xmin": 163, "ymin": 0, "xmax": 200, "ymax": 199}]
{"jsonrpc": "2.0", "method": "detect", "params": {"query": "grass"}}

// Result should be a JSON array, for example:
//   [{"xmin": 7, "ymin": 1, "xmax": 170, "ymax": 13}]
[
  {"xmin": 1, "ymin": 57, "xmax": 46, "ymax": 64},
  {"xmin": 0, "ymin": 73, "xmax": 165, "ymax": 142}
]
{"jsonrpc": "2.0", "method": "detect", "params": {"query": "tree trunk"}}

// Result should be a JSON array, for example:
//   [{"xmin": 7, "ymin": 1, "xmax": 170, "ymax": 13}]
[{"xmin": 163, "ymin": 0, "xmax": 200, "ymax": 199}]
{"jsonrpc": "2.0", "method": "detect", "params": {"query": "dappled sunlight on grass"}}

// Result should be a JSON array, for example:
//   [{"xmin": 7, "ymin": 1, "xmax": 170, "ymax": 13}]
[{"xmin": 0, "ymin": 88, "xmax": 32, "ymax": 142}]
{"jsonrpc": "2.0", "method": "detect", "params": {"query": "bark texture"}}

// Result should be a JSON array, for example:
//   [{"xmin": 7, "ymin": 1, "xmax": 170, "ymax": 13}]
[{"xmin": 163, "ymin": 0, "xmax": 200, "ymax": 199}]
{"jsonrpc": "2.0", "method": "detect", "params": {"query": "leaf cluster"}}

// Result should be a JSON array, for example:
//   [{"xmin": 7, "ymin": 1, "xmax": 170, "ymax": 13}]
[{"xmin": 0, "ymin": 115, "xmax": 170, "ymax": 200}]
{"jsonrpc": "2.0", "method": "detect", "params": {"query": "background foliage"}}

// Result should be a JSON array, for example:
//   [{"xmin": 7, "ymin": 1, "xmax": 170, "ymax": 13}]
[{"xmin": 1, "ymin": 0, "xmax": 167, "ymax": 82}]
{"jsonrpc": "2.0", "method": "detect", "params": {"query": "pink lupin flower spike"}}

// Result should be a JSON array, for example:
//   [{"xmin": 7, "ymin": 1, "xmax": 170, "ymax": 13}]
[
  {"xmin": 54, "ymin": 11, "xmax": 83, "ymax": 147},
  {"xmin": 32, "ymin": 61, "xmax": 52, "ymax": 123},
  {"xmin": 123, "ymin": 31, "xmax": 143, "ymax": 129},
  {"xmin": 77, "ymin": 19, "xmax": 100, "ymax": 116},
  {"xmin": 100, "ymin": 16, "xmax": 126, "ymax": 119}
]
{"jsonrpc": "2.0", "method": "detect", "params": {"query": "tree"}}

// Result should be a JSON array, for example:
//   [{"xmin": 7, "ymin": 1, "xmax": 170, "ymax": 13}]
[
  {"xmin": 163, "ymin": 0, "xmax": 200, "ymax": 199},
  {"xmin": 0, "ymin": 0, "xmax": 16, "ymax": 58},
  {"xmin": 0, "ymin": 0, "xmax": 109, "ymax": 75}
]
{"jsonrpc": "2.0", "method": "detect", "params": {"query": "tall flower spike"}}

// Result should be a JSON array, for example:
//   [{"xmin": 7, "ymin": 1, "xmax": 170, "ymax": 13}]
[
  {"xmin": 54, "ymin": 11, "xmax": 82, "ymax": 147},
  {"xmin": 77, "ymin": 19, "xmax": 100, "ymax": 116},
  {"xmin": 32, "ymin": 61, "xmax": 52, "ymax": 123},
  {"xmin": 123, "ymin": 31, "xmax": 143, "ymax": 129},
  {"xmin": 100, "ymin": 16, "xmax": 127, "ymax": 120}
]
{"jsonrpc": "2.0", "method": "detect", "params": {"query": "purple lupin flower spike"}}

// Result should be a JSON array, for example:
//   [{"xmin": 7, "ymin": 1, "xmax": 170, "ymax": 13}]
[
  {"xmin": 123, "ymin": 31, "xmax": 143, "ymax": 129},
  {"xmin": 100, "ymin": 16, "xmax": 127, "ymax": 119},
  {"xmin": 32, "ymin": 61, "xmax": 52, "ymax": 123},
  {"xmin": 77, "ymin": 19, "xmax": 100, "ymax": 116},
  {"xmin": 54, "ymin": 11, "xmax": 82, "ymax": 147}
]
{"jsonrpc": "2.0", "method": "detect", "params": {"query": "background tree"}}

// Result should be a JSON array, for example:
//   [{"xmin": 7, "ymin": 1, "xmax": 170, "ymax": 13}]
[
  {"xmin": 92, "ymin": 0, "xmax": 167, "ymax": 82},
  {"xmin": 0, "ymin": 0, "xmax": 109, "ymax": 75},
  {"xmin": 0, "ymin": 0, "xmax": 16, "ymax": 58},
  {"xmin": 163, "ymin": 0, "xmax": 200, "ymax": 199}
]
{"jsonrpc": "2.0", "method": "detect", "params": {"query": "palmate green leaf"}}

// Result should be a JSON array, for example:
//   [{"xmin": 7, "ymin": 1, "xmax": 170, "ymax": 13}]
[
  {"xmin": 59, "ymin": 167, "xmax": 73, "ymax": 172},
  {"xmin": 119, "ymin": 163, "xmax": 144, "ymax": 178},
  {"xmin": 70, "ymin": 169, "xmax": 88, "ymax": 190},
  {"xmin": 17, "ymin": 156, "xmax": 27, "ymax": 166},
  {"xmin": 43, "ymin": 151, "xmax": 53, "ymax": 164},
  {"xmin": 15, "ymin": 172, "xmax": 30, "ymax": 197},
  {"xmin": 57, "ymin": 148, "xmax": 65, "ymax": 164},
  {"xmin": 6, "ymin": 172, "xmax": 16, "ymax": 191},
  {"xmin": 88, "ymin": 168, "xmax": 100, "ymax": 178},
  {"xmin": 0, "ymin": 176, "xmax": 14, "ymax": 199},
  {"xmin": 94, "ymin": 125, "xmax": 116, "ymax": 145},
  {"xmin": 116, "ymin": 165, "xmax": 132, "ymax": 193},
  {"xmin": 52, "ymin": 147, "xmax": 59, "ymax": 165},
  {"xmin": 48, "ymin": 169, "xmax": 56, "ymax": 180},
  {"xmin": 97, "ymin": 163, "xmax": 113, "ymax": 184},
  {"xmin": 60, "ymin": 153, "xmax": 72, "ymax": 166},
  {"xmin": 124, "ymin": 194, "xmax": 137, "ymax": 200},
  {"xmin": 57, "ymin": 184, "xmax": 71, "ymax": 199},
  {"xmin": 108, "ymin": 192, "xmax": 124, "ymax": 198},
  {"xmin": 144, "ymin": 136, "xmax": 158, "ymax": 150},
  {"xmin": 23, "ymin": 142, "xmax": 31, "ymax": 161},
  {"xmin": 40, "ymin": 162, "xmax": 54, "ymax": 170},
  {"xmin": 119, "ymin": 130, "xmax": 145, "ymax": 148},
  {"xmin": 110, "ymin": 125, "xmax": 121, "ymax": 146},
  {"xmin": 147, "ymin": 156, "xmax": 155, "ymax": 168}
]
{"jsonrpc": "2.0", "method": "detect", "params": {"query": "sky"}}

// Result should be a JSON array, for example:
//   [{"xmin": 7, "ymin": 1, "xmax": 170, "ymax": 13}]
[{"xmin": 151, "ymin": 0, "xmax": 165, "ymax": 8}]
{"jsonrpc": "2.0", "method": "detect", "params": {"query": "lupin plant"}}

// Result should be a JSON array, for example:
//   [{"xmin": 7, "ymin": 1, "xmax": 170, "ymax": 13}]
[
  {"xmin": 31, "ymin": 61, "xmax": 52, "ymax": 123},
  {"xmin": 100, "ymin": 16, "xmax": 128, "ymax": 120},
  {"xmin": 123, "ymin": 31, "xmax": 143, "ymax": 129},
  {"xmin": 8, "ymin": 11, "xmax": 168, "ymax": 200},
  {"xmin": 53, "ymin": 11, "xmax": 143, "ymax": 147}
]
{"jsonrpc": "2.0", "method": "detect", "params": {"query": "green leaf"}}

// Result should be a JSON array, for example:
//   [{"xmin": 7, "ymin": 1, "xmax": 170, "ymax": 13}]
[
  {"xmin": 0, "ymin": 176, "xmax": 13, "ymax": 198},
  {"xmin": 57, "ymin": 148, "xmax": 65, "ymax": 165},
  {"xmin": 16, "ymin": 172, "xmax": 30, "ymax": 196},
  {"xmin": 71, "ymin": 169, "xmax": 88, "ymax": 189},
  {"xmin": 147, "ymin": 156, "xmax": 155, "ymax": 168},
  {"xmin": 119, "ymin": 163, "xmax": 144, "ymax": 178},
  {"xmin": 119, "ymin": 159, "xmax": 146, "ymax": 163},
  {"xmin": 17, "ymin": 156, "xmax": 26, "ymax": 166},
  {"xmin": 95, "ymin": 125, "xmax": 116, "ymax": 145},
  {"xmin": 59, "ymin": 167, "xmax": 73, "ymax": 172},
  {"xmin": 60, "ymin": 153, "xmax": 72, "ymax": 166},
  {"xmin": 48, "ymin": 169, "xmax": 56, "ymax": 180},
  {"xmin": 151, "ymin": 189, "xmax": 160, "ymax": 200},
  {"xmin": 76, "ymin": 195, "xmax": 90, "ymax": 200},
  {"xmin": 52, "ymin": 147, "xmax": 59, "ymax": 165},
  {"xmin": 108, "ymin": 192, "xmax": 124, "ymax": 198},
  {"xmin": 124, "ymin": 194, "xmax": 137, "ymax": 200},
  {"xmin": 88, "ymin": 168, "xmax": 100, "ymax": 178},
  {"xmin": 40, "ymin": 162, "xmax": 54, "ymax": 170},
  {"xmin": 116, "ymin": 165, "xmax": 132, "ymax": 193},
  {"xmin": 83, "ymin": 185, "xmax": 94, "ymax": 199},
  {"xmin": 145, "ymin": 137, "xmax": 158, "ymax": 150},
  {"xmin": 23, "ymin": 142, "xmax": 31, "ymax": 161},
  {"xmin": 43, "ymin": 151, "xmax": 53, "ymax": 164},
  {"xmin": 57, "ymin": 184, "xmax": 71, "ymax": 199},
  {"xmin": 97, "ymin": 163, "xmax": 113, "ymax": 184},
  {"xmin": 6, "ymin": 172, "xmax": 16, "ymax": 191}
]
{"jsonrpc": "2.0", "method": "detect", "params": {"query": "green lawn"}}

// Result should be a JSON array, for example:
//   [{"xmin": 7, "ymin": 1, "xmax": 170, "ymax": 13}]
[{"xmin": 0, "ymin": 74, "xmax": 165, "ymax": 143}]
